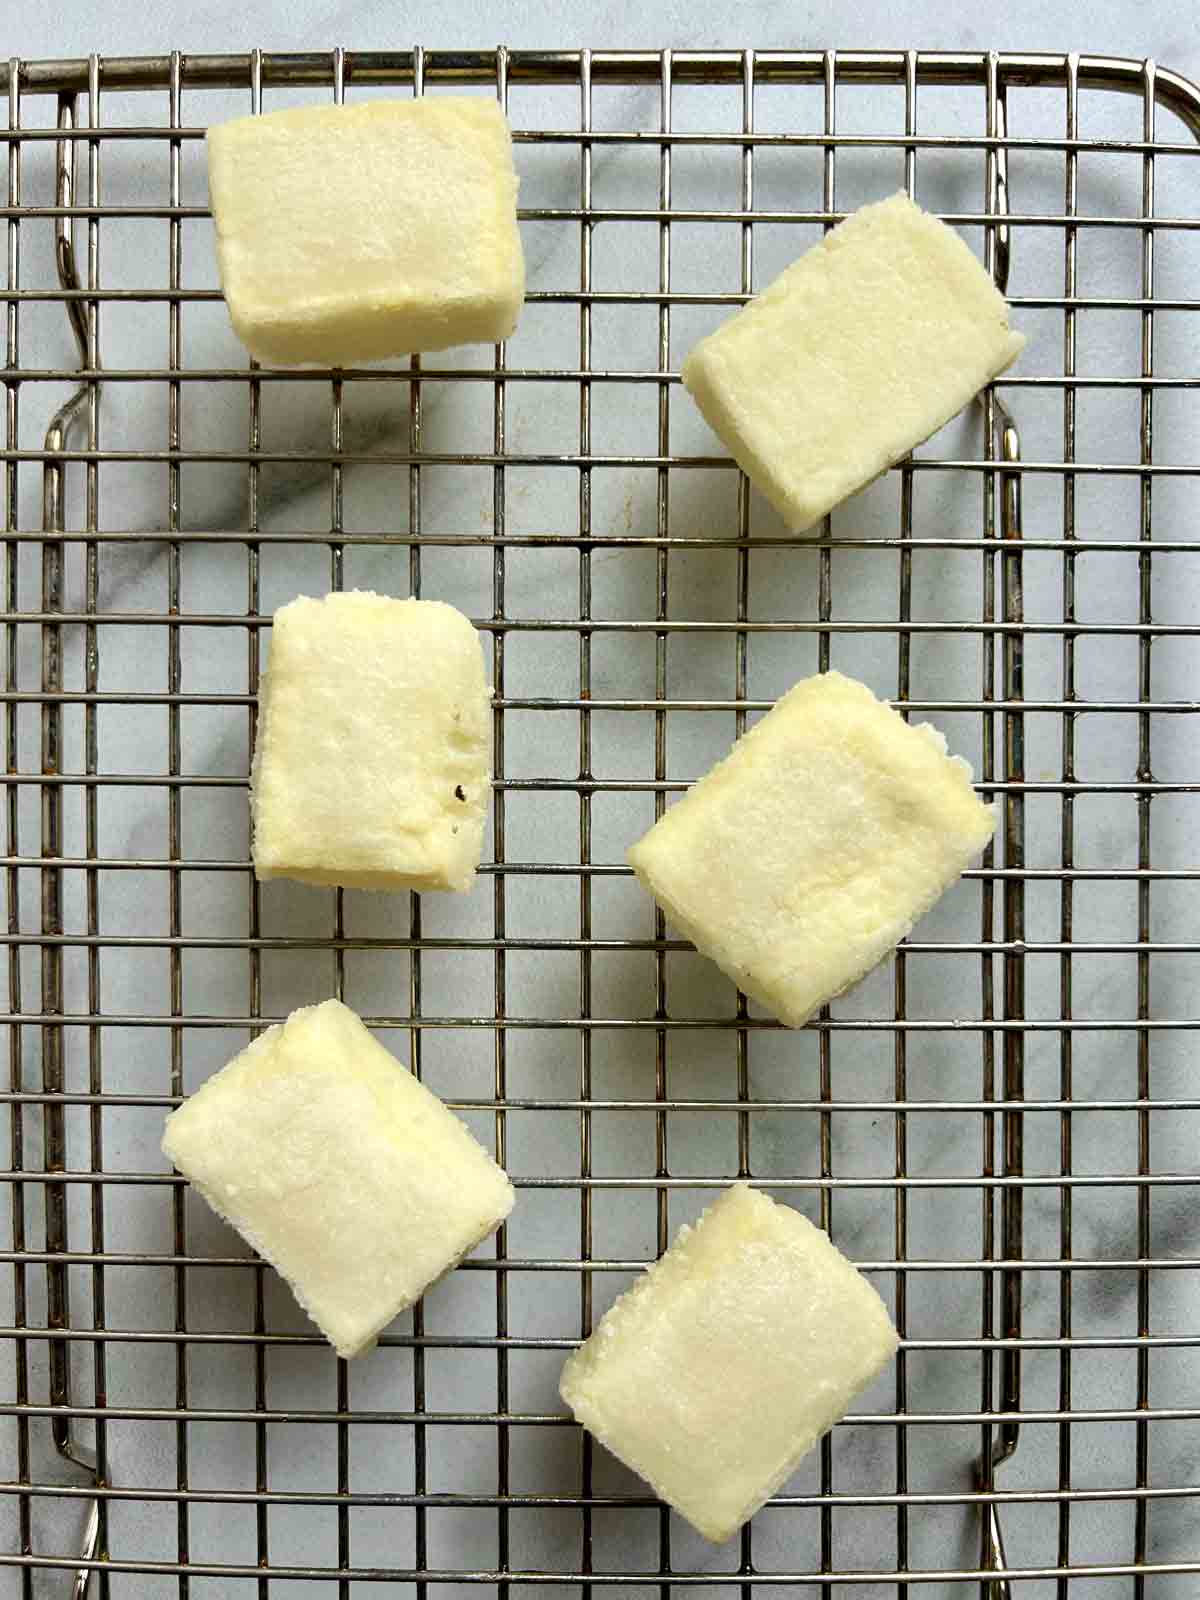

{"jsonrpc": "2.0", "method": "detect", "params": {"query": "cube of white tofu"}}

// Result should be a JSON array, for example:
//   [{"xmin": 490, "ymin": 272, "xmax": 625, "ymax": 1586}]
[
  {"xmin": 681, "ymin": 192, "xmax": 1025, "ymax": 532},
  {"xmin": 208, "ymin": 98, "xmax": 524, "ymax": 365},
  {"xmin": 560, "ymin": 1185, "xmax": 897, "ymax": 1542},
  {"xmin": 628, "ymin": 670, "xmax": 995, "ymax": 1026},
  {"xmin": 162, "ymin": 998, "xmax": 514, "ymax": 1359},
  {"xmin": 251, "ymin": 591, "xmax": 491, "ymax": 893}
]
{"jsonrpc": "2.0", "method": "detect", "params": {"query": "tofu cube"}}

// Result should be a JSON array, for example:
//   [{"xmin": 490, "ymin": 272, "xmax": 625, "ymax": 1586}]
[
  {"xmin": 251, "ymin": 591, "xmax": 491, "ymax": 892},
  {"xmin": 681, "ymin": 192, "xmax": 1025, "ymax": 532},
  {"xmin": 560, "ymin": 1185, "xmax": 897, "ymax": 1542},
  {"xmin": 162, "ymin": 999, "xmax": 514, "ymax": 1358},
  {"xmin": 208, "ymin": 98, "xmax": 524, "ymax": 365},
  {"xmin": 628, "ymin": 670, "xmax": 995, "ymax": 1026}
]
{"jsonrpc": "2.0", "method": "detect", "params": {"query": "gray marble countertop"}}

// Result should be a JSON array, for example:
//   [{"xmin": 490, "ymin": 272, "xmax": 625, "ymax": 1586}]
[{"xmin": 3, "ymin": 7, "xmax": 1200, "ymax": 1597}]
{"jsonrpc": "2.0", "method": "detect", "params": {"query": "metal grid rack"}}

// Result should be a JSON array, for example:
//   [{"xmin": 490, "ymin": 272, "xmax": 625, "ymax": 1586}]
[{"xmin": 3, "ymin": 45, "xmax": 1200, "ymax": 1597}]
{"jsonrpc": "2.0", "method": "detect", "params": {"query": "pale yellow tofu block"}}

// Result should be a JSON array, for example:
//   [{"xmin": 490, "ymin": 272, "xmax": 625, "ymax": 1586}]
[
  {"xmin": 251, "ymin": 591, "xmax": 491, "ymax": 893},
  {"xmin": 628, "ymin": 670, "xmax": 995, "ymax": 1026},
  {"xmin": 162, "ymin": 999, "xmax": 514, "ymax": 1359},
  {"xmin": 208, "ymin": 98, "xmax": 524, "ymax": 365},
  {"xmin": 560, "ymin": 1185, "xmax": 897, "ymax": 1542},
  {"xmin": 681, "ymin": 192, "xmax": 1025, "ymax": 532}
]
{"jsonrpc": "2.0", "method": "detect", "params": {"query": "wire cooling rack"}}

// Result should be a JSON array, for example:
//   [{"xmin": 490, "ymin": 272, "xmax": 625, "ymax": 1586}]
[{"xmin": 3, "ymin": 45, "xmax": 1200, "ymax": 1598}]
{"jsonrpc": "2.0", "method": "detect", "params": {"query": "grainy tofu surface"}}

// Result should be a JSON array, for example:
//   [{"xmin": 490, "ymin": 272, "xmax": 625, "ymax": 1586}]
[
  {"xmin": 208, "ymin": 97, "xmax": 524, "ymax": 364},
  {"xmin": 162, "ymin": 999, "xmax": 514, "ymax": 1359},
  {"xmin": 628, "ymin": 669, "xmax": 996, "ymax": 1025},
  {"xmin": 681, "ymin": 192, "xmax": 1024, "ymax": 532},
  {"xmin": 251, "ymin": 590, "xmax": 491, "ymax": 892},
  {"xmin": 560, "ymin": 1185, "xmax": 898, "ymax": 1543}
]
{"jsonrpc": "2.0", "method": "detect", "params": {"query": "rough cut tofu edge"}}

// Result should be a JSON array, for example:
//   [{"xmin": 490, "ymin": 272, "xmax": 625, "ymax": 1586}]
[
  {"xmin": 172, "ymin": 1160, "xmax": 511, "ymax": 1359},
  {"xmin": 628, "ymin": 812, "xmax": 994, "ymax": 1029},
  {"xmin": 246, "ymin": 664, "xmax": 273, "ymax": 879},
  {"xmin": 249, "ymin": 759, "xmax": 488, "ymax": 891},
  {"xmin": 248, "ymin": 641, "xmax": 492, "ymax": 896},
  {"xmin": 221, "ymin": 290, "xmax": 524, "ymax": 369},
  {"xmin": 681, "ymin": 324, "xmax": 1025, "ymax": 535},
  {"xmin": 251, "ymin": 859, "xmax": 482, "ymax": 895},
  {"xmin": 625, "ymin": 705, "xmax": 997, "ymax": 1028},
  {"xmin": 560, "ymin": 1187, "xmax": 899, "ymax": 1542},
  {"xmin": 562, "ymin": 1392, "xmax": 745, "ymax": 1542},
  {"xmin": 162, "ymin": 1114, "xmax": 514, "ymax": 1361},
  {"xmin": 697, "ymin": 1319, "xmax": 895, "ymax": 1542},
  {"xmin": 623, "ymin": 847, "xmax": 809, "ymax": 1026},
  {"xmin": 679, "ymin": 350, "xmax": 824, "ymax": 534}
]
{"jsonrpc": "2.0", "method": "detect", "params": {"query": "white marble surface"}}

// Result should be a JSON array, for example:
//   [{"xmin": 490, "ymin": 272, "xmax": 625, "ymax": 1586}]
[{"xmin": 4, "ymin": 6, "xmax": 1200, "ymax": 1597}]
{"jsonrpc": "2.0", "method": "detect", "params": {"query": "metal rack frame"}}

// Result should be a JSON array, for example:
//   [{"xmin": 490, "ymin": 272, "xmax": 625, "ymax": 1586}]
[{"xmin": 3, "ymin": 46, "xmax": 1200, "ymax": 1596}]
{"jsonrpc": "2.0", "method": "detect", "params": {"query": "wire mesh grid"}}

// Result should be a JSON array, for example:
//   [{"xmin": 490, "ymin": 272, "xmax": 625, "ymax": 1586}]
[{"xmin": 2, "ymin": 44, "xmax": 1200, "ymax": 1598}]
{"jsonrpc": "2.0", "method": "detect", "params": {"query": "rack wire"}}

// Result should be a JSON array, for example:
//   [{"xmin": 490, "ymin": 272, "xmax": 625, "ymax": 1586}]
[{"xmin": 3, "ymin": 45, "xmax": 1200, "ymax": 1598}]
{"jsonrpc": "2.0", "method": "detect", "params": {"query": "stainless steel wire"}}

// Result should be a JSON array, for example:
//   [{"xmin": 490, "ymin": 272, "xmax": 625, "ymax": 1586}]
[{"xmin": 2, "ymin": 45, "xmax": 1200, "ymax": 1596}]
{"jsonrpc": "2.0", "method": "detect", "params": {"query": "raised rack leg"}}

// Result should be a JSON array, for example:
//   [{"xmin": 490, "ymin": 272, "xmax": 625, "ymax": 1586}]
[
  {"xmin": 978, "ymin": 72, "xmax": 1026, "ymax": 1600},
  {"xmin": 41, "ymin": 88, "xmax": 101, "ymax": 1600},
  {"xmin": 979, "ymin": 389, "xmax": 1025, "ymax": 1600}
]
